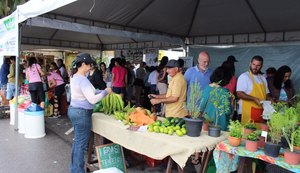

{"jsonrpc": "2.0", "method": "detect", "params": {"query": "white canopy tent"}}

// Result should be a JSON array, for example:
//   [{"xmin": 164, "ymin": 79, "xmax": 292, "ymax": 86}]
[
  {"xmin": 14, "ymin": 0, "xmax": 300, "ymax": 50},
  {"xmin": 2, "ymin": 0, "xmax": 300, "ymax": 128}
]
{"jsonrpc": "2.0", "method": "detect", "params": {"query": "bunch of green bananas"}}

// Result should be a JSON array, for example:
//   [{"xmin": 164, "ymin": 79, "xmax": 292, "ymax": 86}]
[
  {"xmin": 114, "ymin": 111, "xmax": 127, "ymax": 120},
  {"xmin": 101, "ymin": 93, "xmax": 124, "ymax": 115}
]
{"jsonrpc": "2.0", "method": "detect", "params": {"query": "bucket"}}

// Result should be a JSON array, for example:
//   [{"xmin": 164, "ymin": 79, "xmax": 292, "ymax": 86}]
[
  {"xmin": 24, "ymin": 110, "xmax": 45, "ymax": 139},
  {"xmin": 18, "ymin": 101, "xmax": 32, "ymax": 134},
  {"xmin": 9, "ymin": 97, "xmax": 26, "ymax": 125},
  {"xmin": 18, "ymin": 108, "xmax": 26, "ymax": 134}
]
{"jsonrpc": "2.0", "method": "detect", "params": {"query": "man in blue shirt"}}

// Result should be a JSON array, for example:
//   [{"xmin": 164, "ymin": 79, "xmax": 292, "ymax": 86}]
[
  {"xmin": 184, "ymin": 51, "xmax": 212, "ymax": 107},
  {"xmin": 0, "ymin": 58, "xmax": 10, "ymax": 91}
]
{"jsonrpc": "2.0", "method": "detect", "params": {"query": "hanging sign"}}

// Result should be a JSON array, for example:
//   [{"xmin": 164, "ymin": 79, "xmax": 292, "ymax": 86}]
[{"xmin": 0, "ymin": 11, "xmax": 19, "ymax": 56}]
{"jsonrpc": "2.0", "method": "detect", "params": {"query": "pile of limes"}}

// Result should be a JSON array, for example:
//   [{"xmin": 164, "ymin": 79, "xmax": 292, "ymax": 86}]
[{"xmin": 147, "ymin": 118, "xmax": 187, "ymax": 137}]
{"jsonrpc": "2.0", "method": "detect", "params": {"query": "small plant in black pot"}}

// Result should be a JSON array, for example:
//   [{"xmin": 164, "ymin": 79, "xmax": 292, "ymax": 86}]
[
  {"xmin": 264, "ymin": 112, "xmax": 285, "ymax": 157},
  {"xmin": 184, "ymin": 80, "xmax": 203, "ymax": 137},
  {"xmin": 205, "ymin": 82, "xmax": 232, "ymax": 138}
]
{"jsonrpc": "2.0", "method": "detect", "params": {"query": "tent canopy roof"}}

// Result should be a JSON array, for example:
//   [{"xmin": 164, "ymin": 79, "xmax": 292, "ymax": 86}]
[{"xmin": 20, "ymin": 0, "xmax": 300, "ymax": 49}]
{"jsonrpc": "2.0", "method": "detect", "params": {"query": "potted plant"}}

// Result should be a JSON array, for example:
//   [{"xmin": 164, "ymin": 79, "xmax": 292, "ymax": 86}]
[
  {"xmin": 245, "ymin": 131, "xmax": 259, "ymax": 152},
  {"xmin": 294, "ymin": 128, "xmax": 300, "ymax": 151},
  {"xmin": 202, "ymin": 113, "xmax": 213, "ymax": 131},
  {"xmin": 207, "ymin": 86, "xmax": 232, "ymax": 137},
  {"xmin": 228, "ymin": 120, "xmax": 243, "ymax": 147},
  {"xmin": 264, "ymin": 112, "xmax": 285, "ymax": 157},
  {"xmin": 282, "ymin": 126, "xmax": 300, "ymax": 165},
  {"xmin": 184, "ymin": 81, "xmax": 203, "ymax": 137},
  {"xmin": 244, "ymin": 120, "xmax": 257, "ymax": 137},
  {"xmin": 280, "ymin": 107, "xmax": 298, "ymax": 148}
]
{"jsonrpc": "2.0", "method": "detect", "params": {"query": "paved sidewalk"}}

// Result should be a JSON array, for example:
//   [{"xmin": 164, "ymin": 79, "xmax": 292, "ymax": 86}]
[
  {"xmin": 0, "ymin": 116, "xmax": 199, "ymax": 173},
  {"xmin": 0, "ymin": 119, "xmax": 71, "ymax": 173}
]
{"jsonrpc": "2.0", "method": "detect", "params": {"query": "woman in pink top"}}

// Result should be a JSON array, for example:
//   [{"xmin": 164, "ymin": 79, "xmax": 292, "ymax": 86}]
[
  {"xmin": 47, "ymin": 62, "xmax": 66, "ymax": 118},
  {"xmin": 26, "ymin": 57, "xmax": 45, "ymax": 108}
]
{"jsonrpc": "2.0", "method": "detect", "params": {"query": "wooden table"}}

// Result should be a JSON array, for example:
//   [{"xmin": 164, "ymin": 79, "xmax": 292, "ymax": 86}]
[{"xmin": 85, "ymin": 113, "xmax": 228, "ymax": 172}]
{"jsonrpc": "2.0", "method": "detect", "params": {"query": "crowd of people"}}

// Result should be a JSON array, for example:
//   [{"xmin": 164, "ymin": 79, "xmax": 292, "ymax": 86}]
[{"xmin": 0, "ymin": 52, "xmax": 296, "ymax": 172}]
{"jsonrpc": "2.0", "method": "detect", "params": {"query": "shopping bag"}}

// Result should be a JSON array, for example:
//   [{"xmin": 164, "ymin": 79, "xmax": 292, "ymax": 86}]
[{"xmin": 261, "ymin": 101, "xmax": 275, "ymax": 120}]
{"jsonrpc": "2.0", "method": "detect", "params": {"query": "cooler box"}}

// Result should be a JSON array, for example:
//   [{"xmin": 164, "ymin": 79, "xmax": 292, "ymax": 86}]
[
  {"xmin": 24, "ymin": 103, "xmax": 45, "ymax": 139},
  {"xmin": 18, "ymin": 100, "xmax": 32, "ymax": 134}
]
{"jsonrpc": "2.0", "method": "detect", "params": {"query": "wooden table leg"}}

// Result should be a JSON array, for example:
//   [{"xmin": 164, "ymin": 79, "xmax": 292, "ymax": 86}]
[
  {"xmin": 166, "ymin": 157, "xmax": 173, "ymax": 173},
  {"xmin": 166, "ymin": 156, "xmax": 185, "ymax": 173},
  {"xmin": 237, "ymin": 157, "xmax": 252, "ymax": 173},
  {"xmin": 177, "ymin": 164, "xmax": 184, "ymax": 173},
  {"xmin": 199, "ymin": 150, "xmax": 213, "ymax": 173},
  {"xmin": 85, "ymin": 132, "xmax": 105, "ymax": 172}
]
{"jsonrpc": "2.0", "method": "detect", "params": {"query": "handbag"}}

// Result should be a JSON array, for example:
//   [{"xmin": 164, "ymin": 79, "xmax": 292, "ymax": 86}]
[{"xmin": 35, "ymin": 64, "xmax": 49, "ymax": 92}]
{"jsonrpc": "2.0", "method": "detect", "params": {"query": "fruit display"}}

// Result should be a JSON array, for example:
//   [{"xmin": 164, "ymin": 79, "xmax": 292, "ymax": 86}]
[
  {"xmin": 148, "ymin": 117, "xmax": 187, "ymax": 137},
  {"xmin": 93, "ymin": 93, "xmax": 124, "ymax": 114},
  {"xmin": 113, "ymin": 104, "xmax": 157, "ymax": 126}
]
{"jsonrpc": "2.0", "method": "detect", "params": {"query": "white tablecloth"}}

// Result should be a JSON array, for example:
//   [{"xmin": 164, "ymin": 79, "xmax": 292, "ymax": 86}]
[{"xmin": 92, "ymin": 113, "xmax": 228, "ymax": 168}]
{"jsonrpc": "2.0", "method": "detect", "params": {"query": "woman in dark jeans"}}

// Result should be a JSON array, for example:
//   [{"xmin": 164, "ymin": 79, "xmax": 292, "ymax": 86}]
[
  {"xmin": 47, "ymin": 62, "xmax": 66, "ymax": 118},
  {"xmin": 68, "ymin": 53, "xmax": 111, "ymax": 173},
  {"xmin": 26, "ymin": 57, "xmax": 45, "ymax": 108}
]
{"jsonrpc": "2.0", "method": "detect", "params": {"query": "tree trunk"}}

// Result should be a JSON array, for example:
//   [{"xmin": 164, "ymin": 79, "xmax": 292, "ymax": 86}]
[{"xmin": 5, "ymin": 0, "xmax": 8, "ymax": 16}]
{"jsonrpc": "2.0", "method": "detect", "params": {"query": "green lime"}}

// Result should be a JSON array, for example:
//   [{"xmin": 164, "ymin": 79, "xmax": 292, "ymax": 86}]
[
  {"xmin": 176, "ymin": 130, "xmax": 183, "ymax": 137},
  {"xmin": 148, "ymin": 126, "xmax": 154, "ymax": 132},
  {"xmin": 168, "ymin": 129, "xmax": 174, "ymax": 135},
  {"xmin": 163, "ymin": 128, "xmax": 169, "ymax": 134},
  {"xmin": 154, "ymin": 128, "xmax": 160, "ymax": 133},
  {"xmin": 159, "ymin": 127, "xmax": 164, "ymax": 133},
  {"xmin": 181, "ymin": 128, "xmax": 187, "ymax": 135}
]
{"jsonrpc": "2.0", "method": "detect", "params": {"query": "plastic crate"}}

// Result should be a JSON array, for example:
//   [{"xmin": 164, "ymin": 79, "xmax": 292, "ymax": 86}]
[{"xmin": 143, "ymin": 155, "xmax": 167, "ymax": 168}]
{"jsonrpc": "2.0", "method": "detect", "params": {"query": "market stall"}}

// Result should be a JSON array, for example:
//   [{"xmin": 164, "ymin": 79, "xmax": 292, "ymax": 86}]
[{"xmin": 86, "ymin": 113, "xmax": 228, "ymax": 172}]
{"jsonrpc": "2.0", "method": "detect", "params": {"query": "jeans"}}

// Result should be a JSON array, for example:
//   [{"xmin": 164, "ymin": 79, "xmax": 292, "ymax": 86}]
[
  {"xmin": 6, "ymin": 83, "xmax": 20, "ymax": 100},
  {"xmin": 68, "ymin": 107, "xmax": 93, "ymax": 173}
]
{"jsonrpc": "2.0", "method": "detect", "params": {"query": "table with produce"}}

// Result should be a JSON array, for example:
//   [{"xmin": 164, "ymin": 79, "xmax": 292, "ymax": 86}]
[{"xmin": 90, "ymin": 94, "xmax": 228, "ymax": 171}]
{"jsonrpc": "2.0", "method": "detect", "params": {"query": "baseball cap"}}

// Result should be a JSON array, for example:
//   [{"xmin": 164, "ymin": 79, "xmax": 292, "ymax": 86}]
[
  {"xmin": 227, "ymin": 55, "xmax": 238, "ymax": 62},
  {"xmin": 74, "ymin": 53, "xmax": 95, "ymax": 64},
  {"xmin": 166, "ymin": 60, "xmax": 180, "ymax": 68}
]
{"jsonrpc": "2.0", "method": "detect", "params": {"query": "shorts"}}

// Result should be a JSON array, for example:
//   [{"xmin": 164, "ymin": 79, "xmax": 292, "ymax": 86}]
[
  {"xmin": 6, "ymin": 83, "xmax": 20, "ymax": 100},
  {"xmin": 112, "ymin": 87, "xmax": 126, "ymax": 95}
]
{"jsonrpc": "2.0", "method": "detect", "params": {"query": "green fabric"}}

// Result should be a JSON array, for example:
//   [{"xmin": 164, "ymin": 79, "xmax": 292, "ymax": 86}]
[{"xmin": 206, "ymin": 157, "xmax": 216, "ymax": 173}]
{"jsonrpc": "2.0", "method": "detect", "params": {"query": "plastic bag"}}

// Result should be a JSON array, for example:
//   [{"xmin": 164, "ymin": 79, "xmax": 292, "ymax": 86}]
[
  {"xmin": 25, "ymin": 103, "xmax": 44, "ymax": 112},
  {"xmin": 261, "ymin": 101, "xmax": 276, "ymax": 120},
  {"xmin": 65, "ymin": 84, "xmax": 71, "ymax": 103}
]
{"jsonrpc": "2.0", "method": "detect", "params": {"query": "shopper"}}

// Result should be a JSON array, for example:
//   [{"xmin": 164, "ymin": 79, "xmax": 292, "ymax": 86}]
[
  {"xmin": 6, "ymin": 56, "xmax": 23, "ymax": 100},
  {"xmin": 269, "ymin": 65, "xmax": 295, "ymax": 104},
  {"xmin": 47, "ymin": 62, "xmax": 66, "ymax": 118},
  {"xmin": 68, "ymin": 53, "xmax": 111, "ymax": 173},
  {"xmin": 88, "ymin": 62, "xmax": 106, "ymax": 90},
  {"xmin": 111, "ymin": 57, "xmax": 127, "ymax": 98},
  {"xmin": 57, "ymin": 59, "xmax": 68, "ymax": 83},
  {"xmin": 0, "ymin": 57, "xmax": 10, "ymax": 92},
  {"xmin": 26, "ymin": 57, "xmax": 45, "ymax": 108}
]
